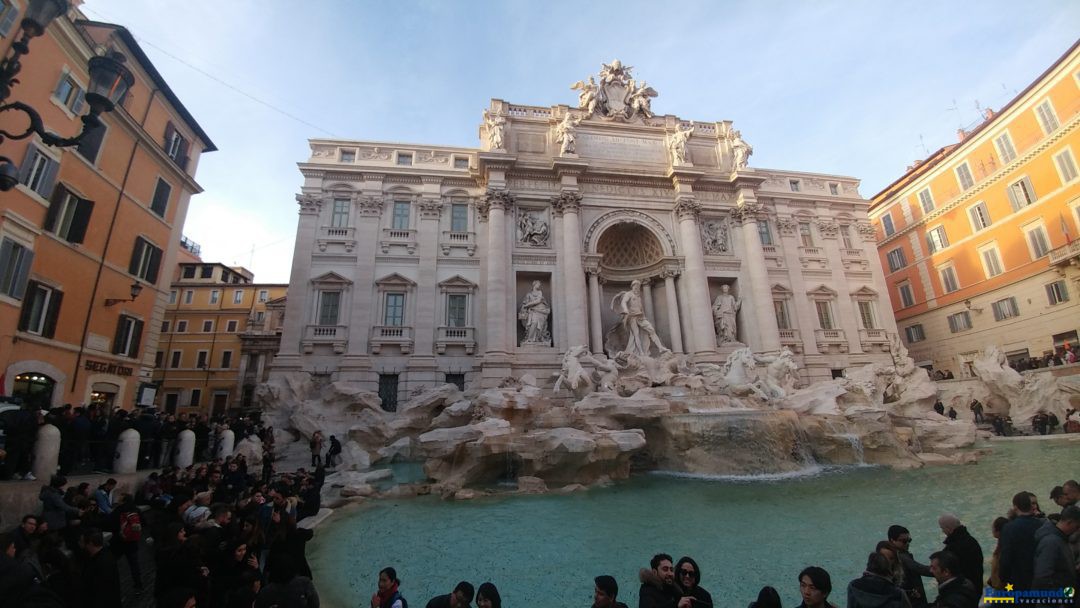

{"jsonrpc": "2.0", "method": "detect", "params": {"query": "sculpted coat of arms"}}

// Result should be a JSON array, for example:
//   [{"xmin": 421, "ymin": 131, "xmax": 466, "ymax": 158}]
[{"xmin": 571, "ymin": 60, "xmax": 658, "ymax": 122}]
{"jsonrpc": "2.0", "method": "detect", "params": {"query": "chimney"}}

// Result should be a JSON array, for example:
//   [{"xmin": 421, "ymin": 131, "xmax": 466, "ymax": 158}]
[
  {"xmin": 956, "ymin": 128, "xmax": 967, "ymax": 142},
  {"xmin": 983, "ymin": 107, "xmax": 995, "ymax": 121}
]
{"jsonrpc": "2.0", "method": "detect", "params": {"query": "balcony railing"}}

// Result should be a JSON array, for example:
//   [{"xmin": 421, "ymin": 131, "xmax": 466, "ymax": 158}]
[
  {"xmin": 371, "ymin": 325, "xmax": 414, "ymax": 354},
  {"xmin": 380, "ymin": 228, "xmax": 417, "ymax": 254},
  {"xmin": 317, "ymin": 226, "xmax": 356, "ymax": 253},
  {"xmin": 859, "ymin": 328, "xmax": 890, "ymax": 344},
  {"xmin": 841, "ymin": 248, "xmax": 864, "ymax": 257},
  {"xmin": 778, "ymin": 328, "xmax": 801, "ymax": 343},
  {"xmin": 440, "ymin": 230, "xmax": 477, "ymax": 256},
  {"xmin": 436, "ymin": 326, "xmax": 476, "ymax": 354},
  {"xmin": 302, "ymin": 325, "xmax": 348, "ymax": 354},
  {"xmin": 814, "ymin": 328, "xmax": 846, "ymax": 344},
  {"xmin": 1049, "ymin": 240, "xmax": 1080, "ymax": 266},
  {"xmin": 799, "ymin": 246, "xmax": 823, "ymax": 256}
]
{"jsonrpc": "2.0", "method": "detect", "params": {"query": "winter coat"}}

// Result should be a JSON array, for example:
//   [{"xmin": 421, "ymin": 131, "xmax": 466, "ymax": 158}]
[
  {"xmin": 80, "ymin": 549, "xmax": 122, "ymax": 608},
  {"xmin": 38, "ymin": 485, "xmax": 78, "ymax": 530},
  {"xmin": 897, "ymin": 549, "xmax": 933, "ymax": 607},
  {"xmin": 848, "ymin": 573, "xmax": 910, "ymax": 608},
  {"xmin": 1032, "ymin": 519, "xmax": 1077, "ymax": 590},
  {"xmin": 930, "ymin": 577, "xmax": 978, "ymax": 608},
  {"xmin": 254, "ymin": 576, "xmax": 319, "ymax": 608},
  {"xmin": 942, "ymin": 525, "xmax": 984, "ymax": 592},
  {"xmin": 1000, "ymin": 515, "xmax": 1043, "ymax": 590},
  {"xmin": 639, "ymin": 568, "xmax": 680, "ymax": 608}
]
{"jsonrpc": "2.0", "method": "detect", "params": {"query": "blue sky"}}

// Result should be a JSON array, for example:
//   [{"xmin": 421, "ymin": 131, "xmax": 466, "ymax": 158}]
[{"xmin": 80, "ymin": 0, "xmax": 1080, "ymax": 283}]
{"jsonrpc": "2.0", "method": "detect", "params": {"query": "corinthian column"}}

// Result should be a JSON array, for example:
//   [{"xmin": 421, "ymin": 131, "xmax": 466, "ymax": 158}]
[
  {"xmin": 674, "ymin": 196, "xmax": 716, "ymax": 356},
  {"xmin": 733, "ymin": 196, "xmax": 781, "ymax": 352},
  {"xmin": 662, "ymin": 270, "xmax": 684, "ymax": 354},
  {"xmin": 587, "ymin": 269, "xmax": 603, "ymax": 354},
  {"xmin": 482, "ymin": 189, "xmax": 513, "ymax": 355},
  {"xmin": 277, "ymin": 194, "xmax": 323, "ymax": 361},
  {"xmin": 554, "ymin": 191, "xmax": 589, "ymax": 348}
]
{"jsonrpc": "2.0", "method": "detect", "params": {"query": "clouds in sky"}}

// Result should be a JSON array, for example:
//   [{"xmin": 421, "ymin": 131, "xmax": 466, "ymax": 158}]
[{"xmin": 80, "ymin": 0, "xmax": 1080, "ymax": 283}]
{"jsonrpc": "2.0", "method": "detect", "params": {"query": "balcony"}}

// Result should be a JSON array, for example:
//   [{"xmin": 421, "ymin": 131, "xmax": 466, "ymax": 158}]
[
  {"xmin": 436, "ymin": 326, "xmax": 476, "ymax": 354},
  {"xmin": 859, "ymin": 328, "xmax": 890, "ymax": 350},
  {"xmin": 1049, "ymin": 240, "xmax": 1080, "ymax": 267},
  {"xmin": 778, "ymin": 328, "xmax": 802, "ymax": 353},
  {"xmin": 440, "ymin": 231, "xmax": 477, "ymax": 256},
  {"xmin": 380, "ymin": 228, "xmax": 417, "ymax": 254},
  {"xmin": 798, "ymin": 246, "xmax": 828, "ymax": 269},
  {"xmin": 371, "ymin": 325, "xmax": 413, "ymax": 354},
  {"xmin": 317, "ymin": 226, "xmax": 356, "ymax": 253},
  {"xmin": 302, "ymin": 325, "xmax": 348, "ymax": 354},
  {"xmin": 840, "ymin": 248, "xmax": 864, "ymax": 258},
  {"xmin": 814, "ymin": 328, "xmax": 848, "ymax": 353}
]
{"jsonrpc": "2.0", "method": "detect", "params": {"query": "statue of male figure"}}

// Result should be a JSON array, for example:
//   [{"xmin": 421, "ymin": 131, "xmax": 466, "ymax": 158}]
[
  {"xmin": 612, "ymin": 279, "xmax": 668, "ymax": 356},
  {"xmin": 712, "ymin": 284, "xmax": 741, "ymax": 344}
]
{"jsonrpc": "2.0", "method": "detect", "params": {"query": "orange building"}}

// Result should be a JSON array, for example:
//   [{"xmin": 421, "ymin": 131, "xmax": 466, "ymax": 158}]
[
  {"xmin": 0, "ymin": 7, "xmax": 215, "ymax": 410},
  {"xmin": 152, "ymin": 260, "xmax": 286, "ymax": 416},
  {"xmin": 870, "ymin": 42, "xmax": 1079, "ymax": 375}
]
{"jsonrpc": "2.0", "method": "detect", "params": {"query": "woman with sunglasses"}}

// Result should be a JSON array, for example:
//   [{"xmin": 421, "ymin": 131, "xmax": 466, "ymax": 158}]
[{"xmin": 674, "ymin": 556, "xmax": 713, "ymax": 607}]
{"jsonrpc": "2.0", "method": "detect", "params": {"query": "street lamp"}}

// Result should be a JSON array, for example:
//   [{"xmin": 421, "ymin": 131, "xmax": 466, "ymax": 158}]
[
  {"xmin": 0, "ymin": 0, "xmax": 134, "ymax": 191},
  {"xmin": 105, "ymin": 281, "xmax": 143, "ymax": 307}
]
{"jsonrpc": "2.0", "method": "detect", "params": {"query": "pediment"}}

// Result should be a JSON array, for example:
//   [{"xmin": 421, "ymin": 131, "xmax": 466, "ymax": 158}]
[
  {"xmin": 438, "ymin": 275, "xmax": 477, "ymax": 289},
  {"xmin": 806, "ymin": 284, "xmax": 838, "ymax": 298},
  {"xmin": 849, "ymin": 286, "xmax": 878, "ymax": 298},
  {"xmin": 265, "ymin": 296, "xmax": 287, "ymax": 306},
  {"xmin": 375, "ymin": 272, "xmax": 417, "ymax": 287},
  {"xmin": 771, "ymin": 283, "xmax": 793, "ymax": 296},
  {"xmin": 311, "ymin": 272, "xmax": 353, "ymax": 286}
]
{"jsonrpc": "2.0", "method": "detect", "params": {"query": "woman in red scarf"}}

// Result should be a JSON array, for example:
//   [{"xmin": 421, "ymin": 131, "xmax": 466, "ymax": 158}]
[{"xmin": 372, "ymin": 567, "xmax": 407, "ymax": 608}]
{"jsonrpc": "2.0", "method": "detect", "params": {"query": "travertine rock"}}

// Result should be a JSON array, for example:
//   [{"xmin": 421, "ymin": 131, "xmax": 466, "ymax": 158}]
[
  {"xmin": 973, "ymin": 346, "xmax": 1077, "ymax": 428},
  {"xmin": 232, "ymin": 436, "xmax": 264, "ymax": 467}
]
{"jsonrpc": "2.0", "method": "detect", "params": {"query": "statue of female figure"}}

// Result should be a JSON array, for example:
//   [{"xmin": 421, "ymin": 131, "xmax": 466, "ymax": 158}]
[{"xmin": 519, "ymin": 281, "xmax": 551, "ymax": 345}]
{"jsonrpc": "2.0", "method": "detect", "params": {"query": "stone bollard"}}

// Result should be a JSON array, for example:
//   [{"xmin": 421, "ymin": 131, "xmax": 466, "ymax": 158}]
[
  {"xmin": 113, "ymin": 428, "xmax": 141, "ymax": 474},
  {"xmin": 217, "ymin": 429, "xmax": 235, "ymax": 459},
  {"xmin": 32, "ymin": 424, "xmax": 60, "ymax": 482},
  {"xmin": 175, "ymin": 429, "xmax": 196, "ymax": 467}
]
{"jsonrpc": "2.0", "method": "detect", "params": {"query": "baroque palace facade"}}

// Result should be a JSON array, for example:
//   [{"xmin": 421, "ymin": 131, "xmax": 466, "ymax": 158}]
[
  {"xmin": 871, "ymin": 42, "xmax": 1079, "ymax": 375},
  {"xmin": 273, "ymin": 62, "xmax": 897, "ymax": 404}
]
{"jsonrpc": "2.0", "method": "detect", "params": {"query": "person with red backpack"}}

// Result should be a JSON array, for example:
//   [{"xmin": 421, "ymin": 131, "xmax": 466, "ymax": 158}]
[{"xmin": 111, "ymin": 492, "xmax": 144, "ymax": 592}]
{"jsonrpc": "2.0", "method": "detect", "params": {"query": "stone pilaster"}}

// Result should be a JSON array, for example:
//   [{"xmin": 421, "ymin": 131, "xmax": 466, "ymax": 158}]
[
  {"xmin": 817, "ymin": 217, "xmax": 862, "ymax": 354},
  {"xmin": 276, "ymin": 194, "xmax": 323, "ymax": 364},
  {"xmin": 553, "ymin": 190, "xmax": 589, "ymax": 348},
  {"xmin": 346, "ymin": 194, "xmax": 384, "ymax": 359},
  {"xmin": 587, "ymin": 268, "xmax": 604, "ymax": 354},
  {"xmin": 673, "ymin": 196, "xmax": 716, "ymax": 356},
  {"xmin": 642, "ymin": 278, "xmax": 655, "ymax": 324},
  {"xmin": 732, "ymin": 194, "xmax": 781, "ymax": 352},
  {"xmin": 662, "ymin": 269, "xmax": 684, "ymax": 354},
  {"xmin": 483, "ymin": 189, "xmax": 514, "ymax": 357},
  {"xmin": 412, "ymin": 196, "xmax": 444, "ymax": 362}
]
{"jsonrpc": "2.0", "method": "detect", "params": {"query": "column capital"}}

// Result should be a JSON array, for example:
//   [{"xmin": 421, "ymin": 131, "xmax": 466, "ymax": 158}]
[
  {"xmin": 673, "ymin": 196, "xmax": 701, "ymax": 221},
  {"xmin": 776, "ymin": 215, "xmax": 797, "ymax": 236},
  {"xmin": 551, "ymin": 190, "xmax": 583, "ymax": 216},
  {"xmin": 731, "ymin": 201, "xmax": 763, "ymax": 225},
  {"xmin": 478, "ymin": 188, "xmax": 515, "ymax": 221},
  {"xmin": 856, "ymin": 220, "xmax": 877, "ymax": 242},
  {"xmin": 418, "ymin": 197, "xmax": 444, "ymax": 220},
  {"xmin": 660, "ymin": 267, "xmax": 681, "ymax": 279},
  {"xmin": 296, "ymin": 193, "xmax": 322, "ymax": 215},
  {"xmin": 816, "ymin": 218, "xmax": 839, "ymax": 239}
]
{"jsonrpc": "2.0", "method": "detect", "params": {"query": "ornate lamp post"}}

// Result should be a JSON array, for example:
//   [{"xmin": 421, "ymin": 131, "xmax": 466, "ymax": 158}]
[{"xmin": 0, "ymin": 0, "xmax": 134, "ymax": 190}]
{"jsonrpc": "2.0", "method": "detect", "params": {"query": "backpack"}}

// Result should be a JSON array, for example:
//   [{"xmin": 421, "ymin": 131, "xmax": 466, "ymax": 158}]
[{"xmin": 119, "ymin": 511, "xmax": 142, "ymax": 542}]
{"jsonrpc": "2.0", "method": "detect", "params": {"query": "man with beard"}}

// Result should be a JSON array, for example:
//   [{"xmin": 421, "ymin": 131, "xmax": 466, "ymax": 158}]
[{"xmin": 639, "ymin": 553, "xmax": 681, "ymax": 608}]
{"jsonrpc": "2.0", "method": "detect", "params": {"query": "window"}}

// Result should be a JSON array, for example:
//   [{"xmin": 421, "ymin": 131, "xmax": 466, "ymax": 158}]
[
  {"xmin": 317, "ymin": 290, "xmax": 340, "ymax": 325},
  {"xmin": 991, "ymin": 297, "xmax": 1019, "ymax": 321},
  {"xmin": 150, "ymin": 178, "xmax": 171, "ymax": 217},
  {"xmin": 968, "ymin": 202, "xmax": 991, "ymax": 231},
  {"xmin": 917, "ymin": 188, "xmax": 934, "ymax": 213},
  {"xmin": 829, "ymin": 183, "xmax": 840, "ymax": 196},
  {"xmin": 44, "ymin": 186, "xmax": 94, "ymax": 244},
  {"xmin": 0, "ymin": 1, "xmax": 20, "ymax": 37},
  {"xmin": 378, "ymin": 374, "xmax": 399, "ymax": 412},
  {"xmin": 789, "ymin": 179, "xmax": 801, "ymax": 192},
  {"xmin": 200, "ymin": 265, "xmax": 213, "ymax": 278},
  {"xmin": 0, "ymin": 237, "xmax": 33, "ymax": 299},
  {"xmin": 182, "ymin": 265, "xmax": 196, "ymax": 279},
  {"xmin": 208, "ymin": 289, "xmax": 219, "ymax": 305},
  {"xmin": 202, "ymin": 320, "xmax": 213, "ymax": 332},
  {"xmin": 1035, "ymin": 100, "xmax": 1060, "ymax": 134},
  {"xmin": 190, "ymin": 389, "xmax": 201, "ymax": 407},
  {"xmin": 857, "ymin": 301, "xmax": 876, "ymax": 329},
  {"xmin": 154, "ymin": 351, "xmax": 163, "ymax": 368},
  {"xmin": 994, "ymin": 132, "xmax": 1017, "ymax": 164},
  {"xmin": 1024, "ymin": 225, "xmax": 1050, "ymax": 259},
  {"xmin": 1054, "ymin": 149, "xmax": 1078, "ymax": 183},
  {"xmin": 392, "ymin": 201, "xmax": 410, "ymax": 230},
  {"xmin": 196, "ymin": 351, "xmax": 208, "ymax": 368},
  {"xmin": 340, "ymin": 150, "xmax": 355, "ymax": 163},
  {"xmin": 331, "ymin": 198, "xmax": 350, "ymax": 228},
  {"xmin": 183, "ymin": 290, "xmax": 193, "ymax": 304},
  {"xmin": 898, "ymin": 283, "xmax": 915, "ymax": 308},
  {"xmin": 52, "ymin": 72, "xmax": 85, "ymax": 114},
  {"xmin": 773, "ymin": 300, "xmax": 790, "ymax": 330},
  {"xmin": 926, "ymin": 226, "xmax": 949, "ymax": 253},
  {"xmin": 226, "ymin": 319, "xmax": 238, "ymax": 332},
  {"xmin": 258, "ymin": 289, "xmax": 268, "ymax": 302},
  {"xmin": 446, "ymin": 294, "xmax": 467, "ymax": 327},
  {"xmin": 255, "ymin": 311, "xmax": 265, "ymax": 322},
  {"xmin": 904, "ymin": 324, "xmax": 925, "ymax": 343},
  {"xmin": 939, "ymin": 266, "xmax": 960, "ymax": 293},
  {"xmin": 233, "ymin": 289, "xmax": 243, "ymax": 304},
  {"xmin": 221, "ymin": 351, "xmax": 233, "ymax": 368},
  {"xmin": 384, "ymin": 293, "xmax": 405, "ymax": 326},
  {"xmin": 1046, "ymin": 280, "xmax": 1069, "ymax": 305},
  {"xmin": 886, "ymin": 248, "xmax": 907, "ymax": 272},
  {"xmin": 451, "ymin": 203, "xmax": 469, "ymax": 232},
  {"xmin": 881, "ymin": 213, "xmax": 895, "ymax": 237},
  {"xmin": 757, "ymin": 220, "xmax": 773, "ymax": 246},
  {"xmin": 814, "ymin": 301, "xmax": 833, "ymax": 330},
  {"xmin": 445, "ymin": 373, "xmax": 466, "ymax": 391},
  {"xmin": 128, "ymin": 237, "xmax": 162, "ymax": 283},
  {"xmin": 169, "ymin": 290, "xmax": 177, "ymax": 304},
  {"xmin": 112, "ymin": 315, "xmax": 143, "ymax": 357},
  {"xmin": 170, "ymin": 351, "xmax": 181, "ymax": 368},
  {"xmin": 947, "ymin": 311, "xmax": 972, "ymax": 333},
  {"xmin": 75, "ymin": 122, "xmax": 105, "ymax": 163},
  {"xmin": 19, "ymin": 145, "xmax": 59, "ymax": 199},
  {"xmin": 955, "ymin": 162, "xmax": 975, "ymax": 191},
  {"xmin": 453, "ymin": 157, "xmax": 469, "ymax": 169},
  {"xmin": 1007, "ymin": 177, "xmax": 1037, "ymax": 211},
  {"xmin": 839, "ymin": 224, "xmax": 854, "ymax": 249},
  {"xmin": 397, "ymin": 153, "xmax": 413, "ymax": 166},
  {"xmin": 163, "ymin": 122, "xmax": 189, "ymax": 169},
  {"xmin": 798, "ymin": 222, "xmax": 813, "ymax": 247},
  {"xmin": 176, "ymin": 320, "xmax": 188, "ymax": 333},
  {"xmin": 161, "ymin": 320, "xmax": 170, "ymax": 333},
  {"xmin": 980, "ymin": 246, "xmax": 1004, "ymax": 278},
  {"xmin": 18, "ymin": 281, "xmax": 62, "ymax": 337}
]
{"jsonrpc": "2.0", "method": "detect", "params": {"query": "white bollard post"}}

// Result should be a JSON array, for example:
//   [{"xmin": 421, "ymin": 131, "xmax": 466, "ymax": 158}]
[
  {"xmin": 175, "ymin": 429, "xmax": 196, "ymax": 467},
  {"xmin": 32, "ymin": 424, "xmax": 60, "ymax": 482},
  {"xmin": 217, "ymin": 429, "xmax": 235, "ymax": 459},
  {"xmin": 113, "ymin": 428, "xmax": 141, "ymax": 474}
]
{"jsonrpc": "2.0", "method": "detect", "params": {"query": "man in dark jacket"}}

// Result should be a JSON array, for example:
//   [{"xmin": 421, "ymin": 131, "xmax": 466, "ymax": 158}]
[
  {"xmin": 639, "ymin": 553, "xmax": 681, "ymax": 608},
  {"xmin": 1000, "ymin": 491, "xmax": 1044, "ymax": 590},
  {"xmin": 848, "ymin": 553, "xmax": 909, "ymax": 608},
  {"xmin": 889, "ymin": 525, "xmax": 932, "ymax": 608},
  {"xmin": 79, "ymin": 528, "xmax": 122, "ymax": 608},
  {"xmin": 425, "ymin": 581, "xmax": 474, "ymax": 608},
  {"xmin": 938, "ymin": 514, "xmax": 983, "ymax": 592},
  {"xmin": 1032, "ymin": 506, "xmax": 1080, "ymax": 590},
  {"xmin": 594, "ymin": 575, "xmax": 629, "ymax": 608},
  {"xmin": 928, "ymin": 551, "xmax": 978, "ymax": 608}
]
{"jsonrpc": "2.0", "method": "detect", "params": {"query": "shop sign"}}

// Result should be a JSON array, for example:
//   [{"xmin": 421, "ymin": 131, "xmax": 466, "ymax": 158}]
[{"xmin": 84, "ymin": 360, "xmax": 133, "ymax": 376}]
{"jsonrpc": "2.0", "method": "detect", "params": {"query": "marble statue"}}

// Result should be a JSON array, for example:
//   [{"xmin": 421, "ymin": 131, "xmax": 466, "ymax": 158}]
[
  {"xmin": 517, "ymin": 210, "xmax": 550, "ymax": 247},
  {"xmin": 731, "ymin": 130, "xmax": 753, "ymax": 170},
  {"xmin": 722, "ymin": 347, "xmax": 770, "ymax": 400},
  {"xmin": 599, "ymin": 59, "xmax": 633, "ymax": 86},
  {"xmin": 626, "ymin": 79, "xmax": 657, "ymax": 119},
  {"xmin": 570, "ymin": 76, "xmax": 600, "ymax": 115},
  {"xmin": 484, "ymin": 111, "xmax": 506, "ymax": 150},
  {"xmin": 668, "ymin": 123, "xmax": 694, "ymax": 165},
  {"xmin": 555, "ymin": 112, "xmax": 583, "ymax": 155},
  {"xmin": 571, "ymin": 61, "xmax": 659, "ymax": 122},
  {"xmin": 700, "ymin": 219, "xmax": 729, "ymax": 254},
  {"xmin": 586, "ymin": 353, "xmax": 619, "ymax": 393},
  {"xmin": 608, "ymin": 279, "xmax": 668, "ymax": 357},
  {"xmin": 755, "ymin": 347, "xmax": 799, "ymax": 399},
  {"xmin": 554, "ymin": 345, "xmax": 592, "ymax": 393},
  {"xmin": 518, "ymin": 281, "xmax": 552, "ymax": 345},
  {"xmin": 712, "ymin": 284, "xmax": 741, "ymax": 344}
]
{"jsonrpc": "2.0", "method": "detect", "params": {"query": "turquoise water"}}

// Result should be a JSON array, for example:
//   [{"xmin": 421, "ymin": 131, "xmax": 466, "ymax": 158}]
[{"xmin": 309, "ymin": 438, "xmax": 1080, "ymax": 608}]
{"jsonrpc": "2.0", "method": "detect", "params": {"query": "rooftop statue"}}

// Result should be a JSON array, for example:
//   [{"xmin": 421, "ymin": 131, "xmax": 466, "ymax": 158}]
[{"xmin": 570, "ymin": 60, "xmax": 658, "ymax": 122}]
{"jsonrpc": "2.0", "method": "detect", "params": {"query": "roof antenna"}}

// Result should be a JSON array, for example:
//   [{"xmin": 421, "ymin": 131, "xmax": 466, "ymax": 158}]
[
  {"xmin": 946, "ymin": 98, "xmax": 962, "ymax": 128},
  {"xmin": 917, "ymin": 134, "xmax": 929, "ymax": 156}
]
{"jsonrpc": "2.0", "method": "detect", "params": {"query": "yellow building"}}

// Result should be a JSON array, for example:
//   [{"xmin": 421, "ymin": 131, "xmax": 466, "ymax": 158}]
[
  {"xmin": 870, "ymin": 42, "xmax": 1080, "ymax": 375},
  {"xmin": 152, "ymin": 258, "xmax": 286, "ymax": 415}
]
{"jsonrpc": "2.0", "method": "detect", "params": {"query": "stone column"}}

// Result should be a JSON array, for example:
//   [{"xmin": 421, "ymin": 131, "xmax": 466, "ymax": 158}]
[
  {"xmin": 113, "ymin": 428, "xmax": 140, "ymax": 474},
  {"xmin": 482, "ymin": 190, "xmax": 514, "ymax": 355},
  {"xmin": 175, "ymin": 429, "xmax": 196, "ymax": 468},
  {"xmin": 32, "ymin": 424, "xmax": 60, "ymax": 482},
  {"xmin": 346, "ymin": 194, "xmax": 386, "ymax": 358},
  {"xmin": 254, "ymin": 353, "xmax": 266, "ymax": 383},
  {"xmin": 234, "ymin": 351, "xmax": 249, "ymax": 399},
  {"xmin": 277, "ymin": 194, "xmax": 323, "ymax": 361},
  {"xmin": 818, "ymin": 218, "xmax": 862, "ymax": 354},
  {"xmin": 674, "ymin": 197, "xmax": 717, "ymax": 356},
  {"xmin": 642, "ymin": 279, "xmax": 655, "ymax": 324},
  {"xmin": 554, "ymin": 191, "xmax": 589, "ymax": 348},
  {"xmin": 734, "ymin": 198, "xmax": 781, "ymax": 352},
  {"xmin": 587, "ymin": 269, "xmax": 604, "ymax": 354},
  {"xmin": 411, "ymin": 195, "xmax": 444, "ymax": 383},
  {"xmin": 663, "ymin": 271, "xmax": 684, "ymax": 354}
]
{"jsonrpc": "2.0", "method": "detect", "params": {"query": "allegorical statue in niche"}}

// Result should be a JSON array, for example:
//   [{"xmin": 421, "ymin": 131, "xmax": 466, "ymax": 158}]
[
  {"xmin": 731, "ymin": 130, "xmax": 753, "ymax": 170},
  {"xmin": 517, "ymin": 211, "xmax": 549, "ymax": 247},
  {"xmin": 555, "ymin": 112, "xmax": 583, "ymax": 155},
  {"xmin": 484, "ymin": 111, "xmax": 506, "ymax": 150},
  {"xmin": 518, "ymin": 281, "xmax": 551, "ymax": 345},
  {"xmin": 712, "ymin": 284, "xmax": 742, "ymax": 344},
  {"xmin": 668, "ymin": 122, "xmax": 694, "ymax": 165},
  {"xmin": 607, "ymin": 279, "xmax": 668, "ymax": 357}
]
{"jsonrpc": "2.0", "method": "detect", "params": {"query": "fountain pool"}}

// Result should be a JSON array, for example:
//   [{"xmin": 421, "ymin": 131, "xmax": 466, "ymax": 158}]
[{"xmin": 308, "ymin": 438, "xmax": 1080, "ymax": 607}]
